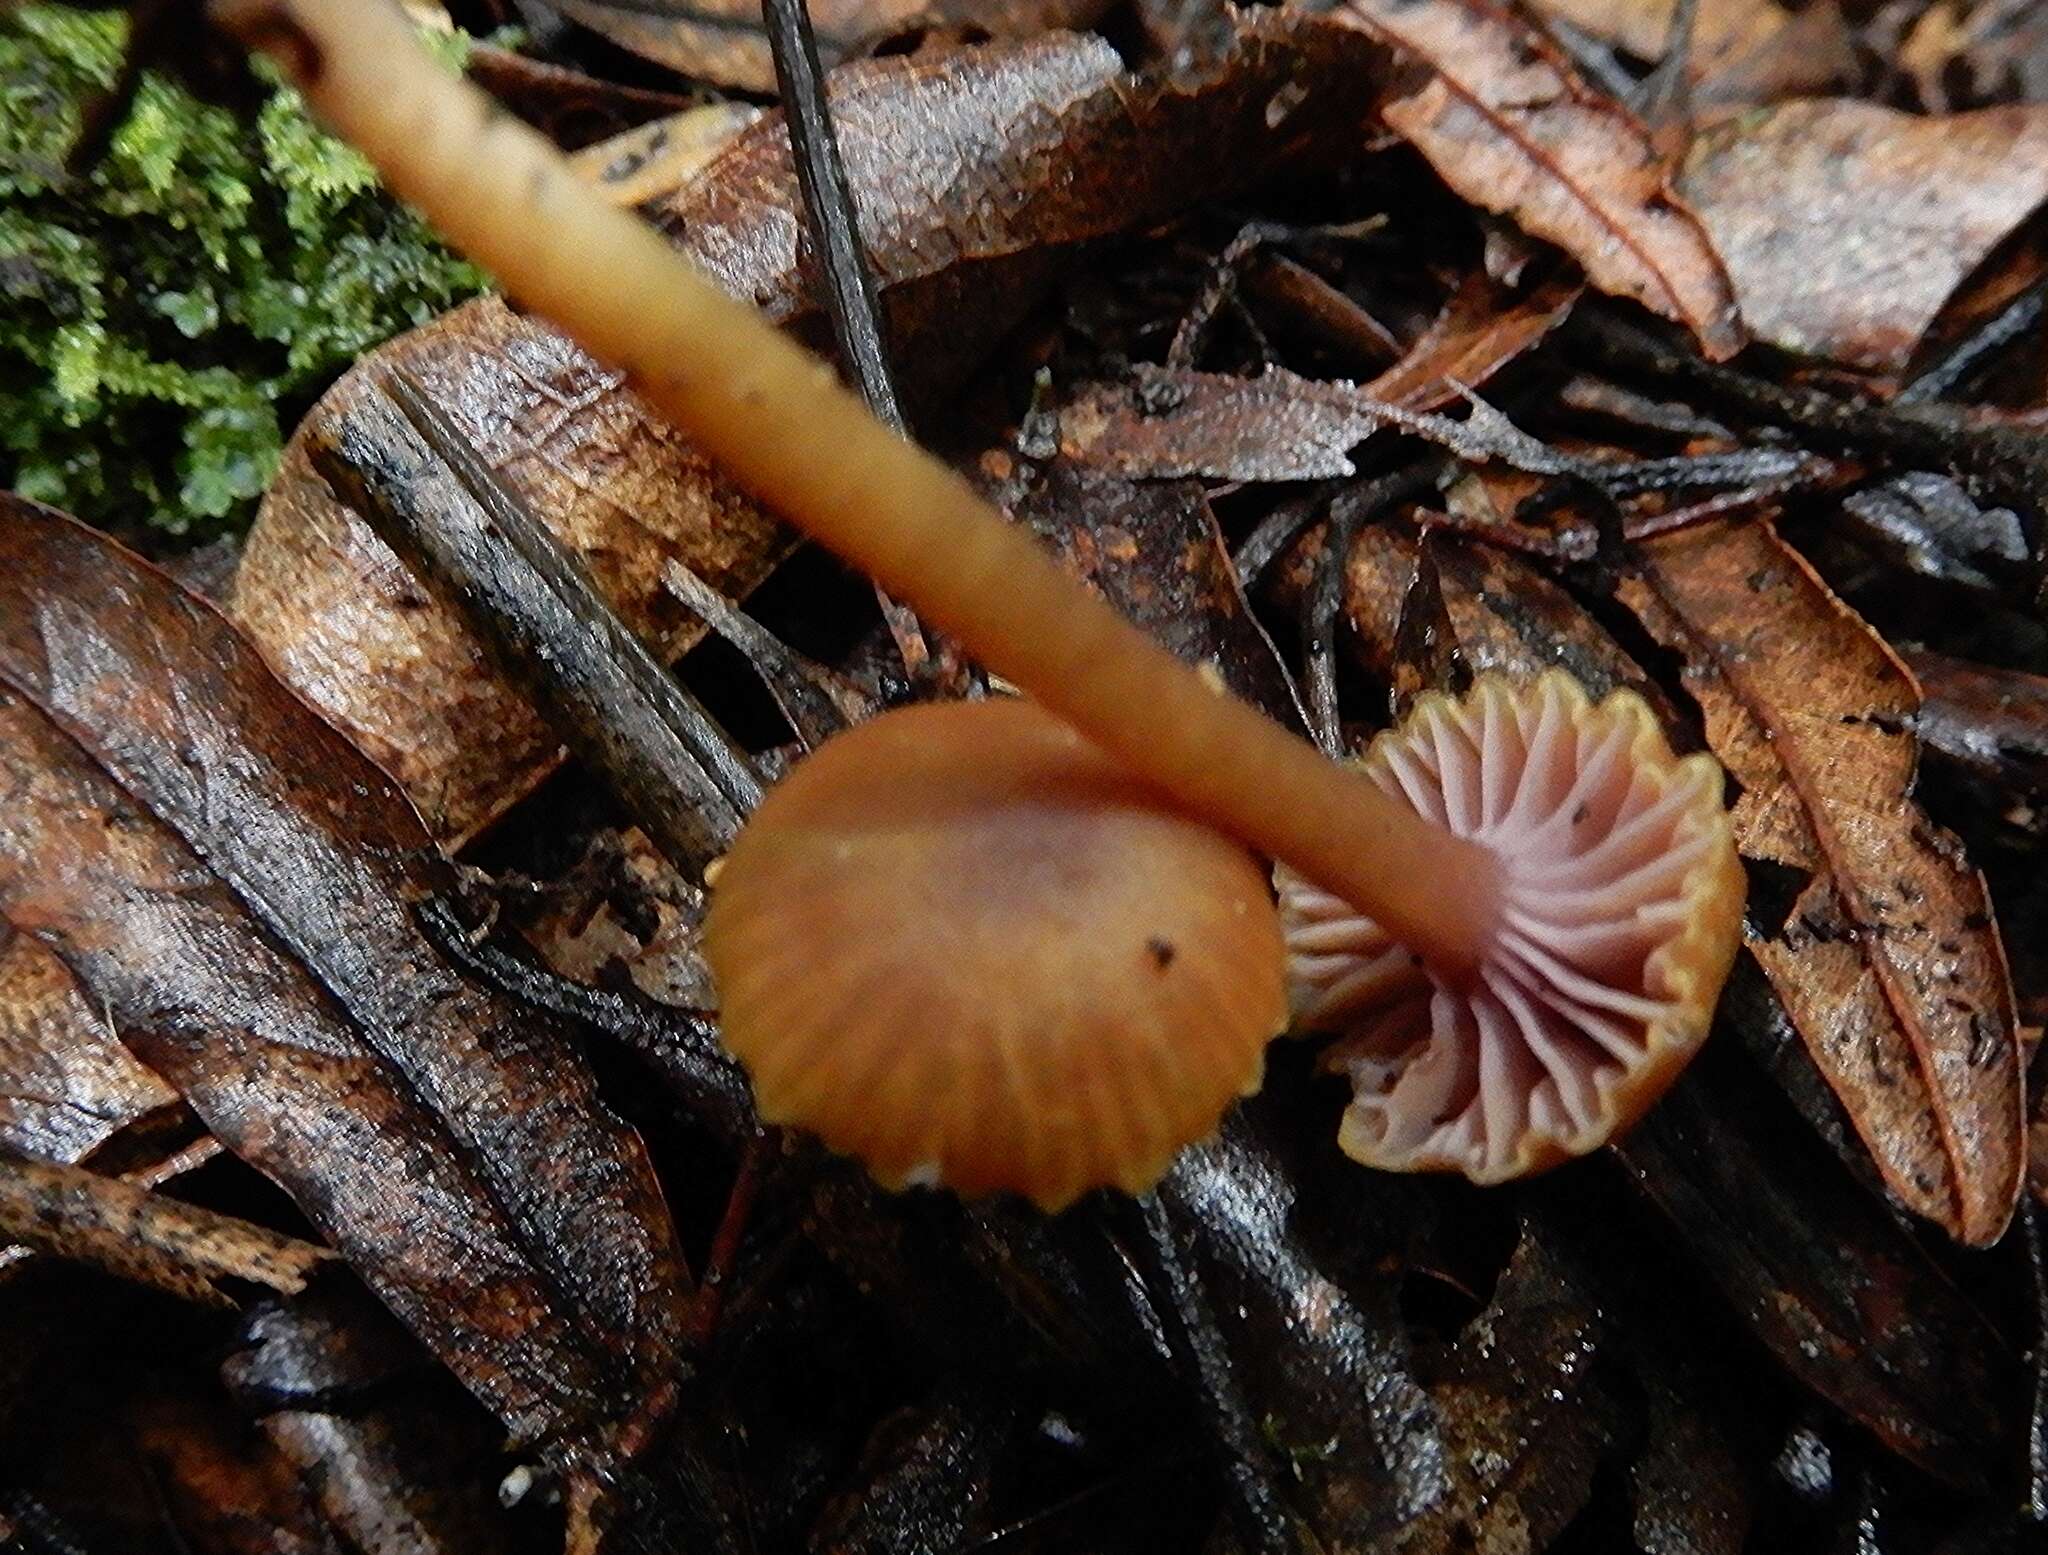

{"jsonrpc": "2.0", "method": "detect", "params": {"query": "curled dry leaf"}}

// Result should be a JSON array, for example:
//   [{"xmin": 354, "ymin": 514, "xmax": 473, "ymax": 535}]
[
  {"xmin": 1059, "ymin": 363, "xmax": 1573, "ymax": 485},
  {"xmin": 1336, "ymin": 0, "xmax": 1744, "ymax": 358},
  {"xmin": 1680, "ymin": 100, "xmax": 2048, "ymax": 372},
  {"xmin": 1620, "ymin": 518, "xmax": 2024, "ymax": 1246},
  {"xmin": 0, "ymin": 924, "xmax": 176, "ymax": 1167},
  {"xmin": 0, "ymin": 499, "xmax": 688, "ymax": 1453},
  {"xmin": 232, "ymin": 21, "xmax": 1387, "ymax": 843}
]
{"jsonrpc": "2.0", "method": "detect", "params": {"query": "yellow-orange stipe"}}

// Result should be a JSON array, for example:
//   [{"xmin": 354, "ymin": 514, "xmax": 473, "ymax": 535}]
[
  {"xmin": 704, "ymin": 701, "xmax": 1287, "ymax": 1210},
  {"xmin": 216, "ymin": 0, "xmax": 1502, "ymax": 979}
]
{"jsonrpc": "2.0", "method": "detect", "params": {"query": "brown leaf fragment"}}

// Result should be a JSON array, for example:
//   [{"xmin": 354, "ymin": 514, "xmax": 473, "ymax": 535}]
[
  {"xmin": 1680, "ymin": 99, "xmax": 2048, "ymax": 372},
  {"xmin": 0, "ymin": 498, "xmax": 688, "ymax": 1451},
  {"xmin": 1059, "ymin": 364, "xmax": 1573, "ymax": 484},
  {"xmin": 1061, "ymin": 367, "xmax": 1382, "ymax": 481},
  {"xmin": 231, "ymin": 22, "xmax": 1387, "ymax": 843},
  {"xmin": 1336, "ymin": 0, "xmax": 1744, "ymax": 358},
  {"xmin": 1362, "ymin": 271, "xmax": 1581, "ymax": 413},
  {"xmin": 1530, "ymin": 0, "xmax": 1851, "ymax": 107},
  {"xmin": 0, "ymin": 1154, "xmax": 332, "ymax": 1309},
  {"xmin": 1345, "ymin": 524, "xmax": 1684, "ymax": 721},
  {"xmin": 1620, "ymin": 517, "xmax": 2023, "ymax": 1246},
  {"xmin": 997, "ymin": 459, "xmax": 1303, "ymax": 726},
  {"xmin": 0, "ymin": 923, "xmax": 176, "ymax": 1167}
]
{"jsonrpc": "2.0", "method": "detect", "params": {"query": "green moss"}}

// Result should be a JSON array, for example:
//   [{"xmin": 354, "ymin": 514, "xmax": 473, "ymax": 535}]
[{"xmin": 0, "ymin": 7, "xmax": 490, "ymax": 537}]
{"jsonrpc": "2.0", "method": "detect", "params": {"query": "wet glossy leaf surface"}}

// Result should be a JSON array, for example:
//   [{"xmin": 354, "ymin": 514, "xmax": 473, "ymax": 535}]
[{"xmin": 0, "ymin": 498, "xmax": 687, "ymax": 1459}]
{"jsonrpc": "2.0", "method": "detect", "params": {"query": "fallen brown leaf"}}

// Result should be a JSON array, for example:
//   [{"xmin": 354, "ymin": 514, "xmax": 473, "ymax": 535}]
[
  {"xmin": 1680, "ymin": 99, "xmax": 2048, "ymax": 372},
  {"xmin": 997, "ymin": 458, "xmax": 1302, "ymax": 724},
  {"xmin": 0, "ymin": 498, "xmax": 689, "ymax": 1455},
  {"xmin": 1336, "ymin": 0, "xmax": 1744, "ymax": 358},
  {"xmin": 1622, "ymin": 517, "xmax": 2024, "ymax": 1246},
  {"xmin": 0, "ymin": 924, "xmax": 176, "ymax": 1167}
]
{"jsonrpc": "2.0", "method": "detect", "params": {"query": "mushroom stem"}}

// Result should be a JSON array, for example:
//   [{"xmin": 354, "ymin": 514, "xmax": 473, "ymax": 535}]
[{"xmin": 213, "ymin": 0, "xmax": 1504, "ymax": 976}]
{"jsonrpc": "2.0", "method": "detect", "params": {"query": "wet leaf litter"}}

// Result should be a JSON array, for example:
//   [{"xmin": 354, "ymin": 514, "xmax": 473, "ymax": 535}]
[{"xmin": 6, "ymin": 1, "xmax": 2048, "ymax": 1550}]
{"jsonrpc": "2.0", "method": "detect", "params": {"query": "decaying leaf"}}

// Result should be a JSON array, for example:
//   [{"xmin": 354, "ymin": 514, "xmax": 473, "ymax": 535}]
[
  {"xmin": 1681, "ymin": 99, "xmax": 2048, "ymax": 371},
  {"xmin": 0, "ymin": 923, "xmax": 176, "ymax": 1167},
  {"xmin": 0, "ymin": 498, "xmax": 688, "ymax": 1456},
  {"xmin": 1617, "ymin": 1049, "xmax": 2009, "ymax": 1484},
  {"xmin": 1399, "ymin": 1220, "xmax": 1621, "ymax": 1553},
  {"xmin": 230, "ymin": 20, "xmax": 1388, "ymax": 843},
  {"xmin": 1059, "ymin": 364, "xmax": 1574, "ymax": 485},
  {"xmin": 1622, "ymin": 517, "xmax": 2024, "ymax": 1246},
  {"xmin": 1337, "ymin": 0, "xmax": 1745, "ymax": 358}
]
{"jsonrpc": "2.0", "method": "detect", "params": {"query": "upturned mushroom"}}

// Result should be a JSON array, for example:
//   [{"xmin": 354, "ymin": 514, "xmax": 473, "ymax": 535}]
[
  {"xmin": 224, "ymin": 0, "xmax": 1746, "ymax": 1195},
  {"xmin": 1277, "ymin": 672, "xmax": 1743, "ymax": 1181},
  {"xmin": 704, "ymin": 699, "xmax": 1285, "ymax": 1210}
]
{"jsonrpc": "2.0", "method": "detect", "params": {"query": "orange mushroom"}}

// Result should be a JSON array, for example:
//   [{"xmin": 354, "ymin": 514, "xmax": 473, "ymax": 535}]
[
  {"xmin": 1277, "ymin": 672, "xmax": 1743, "ymax": 1181},
  {"xmin": 228, "ymin": 1, "xmax": 1746, "ymax": 1195},
  {"xmin": 703, "ymin": 699, "xmax": 1285, "ymax": 1210}
]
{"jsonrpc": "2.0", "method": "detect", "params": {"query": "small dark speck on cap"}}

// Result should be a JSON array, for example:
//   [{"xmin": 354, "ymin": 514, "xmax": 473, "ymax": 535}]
[{"xmin": 1146, "ymin": 937, "xmax": 1177, "ymax": 971}]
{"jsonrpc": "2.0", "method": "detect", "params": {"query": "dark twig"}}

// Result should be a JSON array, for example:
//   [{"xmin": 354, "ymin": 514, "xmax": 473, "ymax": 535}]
[
  {"xmin": 1234, "ymin": 482, "xmax": 1340, "ymax": 587},
  {"xmin": 660, "ymin": 558, "xmax": 874, "ymax": 748},
  {"xmin": 0, "ymin": 1150, "xmax": 332, "ymax": 1307},
  {"xmin": 761, "ymin": 0, "xmax": 963, "ymax": 692},
  {"xmin": 311, "ymin": 371, "xmax": 761, "ymax": 870},
  {"xmin": 1567, "ymin": 310, "xmax": 2048, "ymax": 557},
  {"xmin": 1898, "ymin": 276, "xmax": 2048, "ymax": 407},
  {"xmin": 1303, "ymin": 458, "xmax": 1449, "ymax": 753},
  {"xmin": 1114, "ymin": 1193, "xmax": 1301, "ymax": 1555},
  {"xmin": 415, "ymin": 895, "xmax": 757, "ymax": 1152},
  {"xmin": 686, "ymin": 1130, "xmax": 779, "ymax": 1350}
]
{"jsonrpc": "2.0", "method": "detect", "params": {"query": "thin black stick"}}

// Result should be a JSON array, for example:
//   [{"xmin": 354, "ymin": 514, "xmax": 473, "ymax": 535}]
[
  {"xmin": 1117, "ymin": 1193, "xmax": 1301, "ymax": 1555},
  {"xmin": 761, "ymin": 0, "xmax": 959, "ymax": 690},
  {"xmin": 1899, "ymin": 277, "xmax": 2048, "ymax": 407},
  {"xmin": 1303, "ymin": 458, "xmax": 1448, "ymax": 754},
  {"xmin": 1567, "ymin": 310, "xmax": 2048, "ymax": 556},
  {"xmin": 310, "ymin": 369, "xmax": 761, "ymax": 869}
]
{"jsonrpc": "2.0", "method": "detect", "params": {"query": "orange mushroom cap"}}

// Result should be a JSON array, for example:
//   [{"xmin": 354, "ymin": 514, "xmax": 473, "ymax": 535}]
[
  {"xmin": 1276, "ymin": 671, "xmax": 1743, "ymax": 1182},
  {"xmin": 704, "ymin": 698, "xmax": 1287, "ymax": 1211}
]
